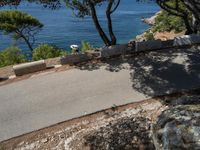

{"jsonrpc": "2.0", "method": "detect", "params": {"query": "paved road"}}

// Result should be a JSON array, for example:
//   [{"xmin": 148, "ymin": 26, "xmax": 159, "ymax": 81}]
[{"xmin": 0, "ymin": 47, "xmax": 200, "ymax": 141}]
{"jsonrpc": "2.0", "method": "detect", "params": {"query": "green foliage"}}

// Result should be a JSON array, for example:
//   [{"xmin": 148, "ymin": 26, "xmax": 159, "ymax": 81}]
[
  {"xmin": 0, "ymin": 10, "xmax": 43, "ymax": 33},
  {"xmin": 0, "ymin": 10, "xmax": 43, "ymax": 51},
  {"xmin": 151, "ymin": 11, "xmax": 186, "ymax": 33},
  {"xmin": 144, "ymin": 30, "xmax": 155, "ymax": 41},
  {"xmin": 0, "ymin": 46, "xmax": 27, "ymax": 67},
  {"xmin": 81, "ymin": 41, "xmax": 94, "ymax": 53},
  {"xmin": 32, "ymin": 44, "xmax": 67, "ymax": 61}
]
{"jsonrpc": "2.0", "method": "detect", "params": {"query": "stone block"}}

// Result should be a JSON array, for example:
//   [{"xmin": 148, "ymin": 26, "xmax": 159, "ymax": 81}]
[
  {"xmin": 100, "ymin": 44, "xmax": 129, "ymax": 58},
  {"xmin": 173, "ymin": 34, "xmax": 200, "ymax": 46},
  {"xmin": 135, "ymin": 40, "xmax": 162, "ymax": 52},
  {"xmin": 13, "ymin": 60, "xmax": 46, "ymax": 76},
  {"xmin": 161, "ymin": 40, "xmax": 174, "ymax": 49}
]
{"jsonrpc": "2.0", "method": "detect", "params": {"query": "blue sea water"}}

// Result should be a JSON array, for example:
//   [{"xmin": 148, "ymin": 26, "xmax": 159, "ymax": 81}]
[{"xmin": 0, "ymin": 0, "xmax": 160, "ymax": 52}]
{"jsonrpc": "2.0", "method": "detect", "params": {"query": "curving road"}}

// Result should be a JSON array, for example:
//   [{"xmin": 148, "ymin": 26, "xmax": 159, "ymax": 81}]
[{"xmin": 0, "ymin": 47, "xmax": 200, "ymax": 141}]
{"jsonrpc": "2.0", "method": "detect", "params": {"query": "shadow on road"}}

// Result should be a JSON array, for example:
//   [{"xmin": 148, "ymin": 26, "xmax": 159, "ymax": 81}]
[{"xmin": 76, "ymin": 46, "xmax": 200, "ymax": 97}]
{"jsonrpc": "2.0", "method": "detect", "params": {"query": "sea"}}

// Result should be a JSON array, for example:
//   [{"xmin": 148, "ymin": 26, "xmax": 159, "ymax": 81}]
[{"xmin": 0, "ymin": 0, "xmax": 160, "ymax": 53}]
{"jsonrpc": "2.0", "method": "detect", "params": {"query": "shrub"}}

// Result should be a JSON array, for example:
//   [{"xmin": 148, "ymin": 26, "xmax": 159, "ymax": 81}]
[
  {"xmin": 32, "ymin": 44, "xmax": 67, "ymax": 61},
  {"xmin": 81, "ymin": 41, "xmax": 94, "ymax": 53},
  {"xmin": 0, "ymin": 46, "xmax": 27, "ymax": 67},
  {"xmin": 152, "ymin": 10, "xmax": 186, "ymax": 33},
  {"xmin": 144, "ymin": 30, "xmax": 155, "ymax": 41}
]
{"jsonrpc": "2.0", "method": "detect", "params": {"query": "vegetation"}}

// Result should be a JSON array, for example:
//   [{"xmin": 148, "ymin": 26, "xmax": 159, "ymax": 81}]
[
  {"xmin": 144, "ymin": 30, "xmax": 155, "ymax": 41},
  {"xmin": 0, "ymin": 46, "xmax": 27, "ymax": 67},
  {"xmin": 32, "ymin": 44, "xmax": 67, "ymax": 61},
  {"xmin": 156, "ymin": 0, "xmax": 200, "ymax": 34},
  {"xmin": 0, "ymin": 0, "xmax": 120, "ymax": 46},
  {"xmin": 81, "ymin": 41, "xmax": 94, "ymax": 53},
  {"xmin": 152, "ymin": 10, "xmax": 186, "ymax": 33},
  {"xmin": 66, "ymin": 0, "xmax": 120, "ymax": 46},
  {"xmin": 0, "ymin": 10, "xmax": 43, "ymax": 52}
]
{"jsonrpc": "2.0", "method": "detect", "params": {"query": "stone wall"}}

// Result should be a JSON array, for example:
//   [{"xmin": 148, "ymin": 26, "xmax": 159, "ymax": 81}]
[
  {"xmin": 135, "ymin": 40, "xmax": 162, "ymax": 52},
  {"xmin": 100, "ymin": 44, "xmax": 130, "ymax": 58}
]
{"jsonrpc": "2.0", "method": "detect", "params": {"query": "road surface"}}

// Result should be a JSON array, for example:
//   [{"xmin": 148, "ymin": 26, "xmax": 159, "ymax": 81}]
[{"xmin": 0, "ymin": 47, "xmax": 200, "ymax": 141}]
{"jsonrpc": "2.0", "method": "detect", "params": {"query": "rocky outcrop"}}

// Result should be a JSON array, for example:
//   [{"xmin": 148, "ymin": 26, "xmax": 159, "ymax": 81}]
[
  {"xmin": 153, "ymin": 98, "xmax": 200, "ymax": 150},
  {"xmin": 142, "ymin": 11, "xmax": 161, "ymax": 26}
]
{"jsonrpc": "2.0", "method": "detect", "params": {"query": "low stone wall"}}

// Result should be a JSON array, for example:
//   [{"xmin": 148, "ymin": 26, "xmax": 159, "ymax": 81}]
[
  {"xmin": 135, "ymin": 40, "xmax": 162, "ymax": 52},
  {"xmin": 60, "ymin": 53, "xmax": 92, "ymax": 65},
  {"xmin": 1, "ymin": 35, "xmax": 200, "ymax": 78},
  {"xmin": 161, "ymin": 40, "xmax": 174, "ymax": 49},
  {"xmin": 13, "ymin": 60, "xmax": 46, "ymax": 76},
  {"xmin": 173, "ymin": 34, "xmax": 200, "ymax": 46},
  {"xmin": 100, "ymin": 44, "xmax": 130, "ymax": 58},
  {"xmin": 45, "ymin": 57, "xmax": 61, "ymax": 67}
]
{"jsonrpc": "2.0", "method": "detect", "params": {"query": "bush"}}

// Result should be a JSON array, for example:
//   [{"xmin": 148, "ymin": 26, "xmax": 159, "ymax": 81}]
[
  {"xmin": 144, "ymin": 30, "xmax": 155, "ymax": 41},
  {"xmin": 81, "ymin": 41, "xmax": 94, "ymax": 53},
  {"xmin": 0, "ymin": 46, "xmax": 27, "ymax": 67},
  {"xmin": 32, "ymin": 44, "xmax": 67, "ymax": 61},
  {"xmin": 152, "ymin": 11, "xmax": 186, "ymax": 33}
]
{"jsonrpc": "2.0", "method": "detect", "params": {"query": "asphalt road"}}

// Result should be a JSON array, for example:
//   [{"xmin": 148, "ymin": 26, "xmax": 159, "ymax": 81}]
[{"xmin": 0, "ymin": 47, "xmax": 200, "ymax": 141}]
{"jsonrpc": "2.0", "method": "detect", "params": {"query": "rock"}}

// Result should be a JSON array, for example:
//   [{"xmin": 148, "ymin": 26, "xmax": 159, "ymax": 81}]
[
  {"xmin": 153, "ymin": 105, "xmax": 200, "ymax": 150},
  {"xmin": 41, "ymin": 138, "xmax": 48, "ymax": 143},
  {"xmin": 142, "ymin": 11, "xmax": 161, "ymax": 26}
]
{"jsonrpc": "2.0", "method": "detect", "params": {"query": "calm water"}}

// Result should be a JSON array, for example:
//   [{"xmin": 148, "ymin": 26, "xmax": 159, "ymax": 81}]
[{"xmin": 0, "ymin": 0, "xmax": 159, "ymax": 52}]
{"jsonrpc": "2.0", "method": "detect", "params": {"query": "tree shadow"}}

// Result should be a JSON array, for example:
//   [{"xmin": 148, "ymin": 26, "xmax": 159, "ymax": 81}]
[
  {"xmin": 84, "ymin": 116, "xmax": 155, "ymax": 150},
  {"xmin": 130, "ymin": 47, "xmax": 200, "ymax": 96},
  {"xmin": 76, "ymin": 46, "xmax": 200, "ymax": 97}
]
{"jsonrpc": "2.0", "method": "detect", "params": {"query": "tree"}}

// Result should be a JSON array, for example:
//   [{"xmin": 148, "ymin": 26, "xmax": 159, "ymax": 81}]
[
  {"xmin": 66, "ymin": 0, "xmax": 120, "ymax": 46},
  {"xmin": 0, "ymin": 10, "xmax": 43, "ymax": 52},
  {"xmin": 0, "ymin": 0, "xmax": 120, "ymax": 46},
  {"xmin": 156, "ymin": 0, "xmax": 200, "ymax": 34},
  {"xmin": 180, "ymin": 0, "xmax": 200, "ymax": 32}
]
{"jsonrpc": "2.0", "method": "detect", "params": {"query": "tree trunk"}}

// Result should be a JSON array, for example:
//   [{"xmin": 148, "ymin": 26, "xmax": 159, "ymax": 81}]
[
  {"xmin": 183, "ymin": 17, "xmax": 194, "ymax": 34},
  {"xmin": 106, "ymin": 0, "xmax": 117, "ymax": 45},
  {"xmin": 21, "ymin": 34, "xmax": 34, "ymax": 52},
  {"xmin": 89, "ymin": 1, "xmax": 111, "ymax": 46}
]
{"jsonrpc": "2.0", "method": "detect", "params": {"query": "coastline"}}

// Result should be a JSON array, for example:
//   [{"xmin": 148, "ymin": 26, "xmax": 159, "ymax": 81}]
[{"xmin": 135, "ymin": 11, "xmax": 185, "ymax": 42}]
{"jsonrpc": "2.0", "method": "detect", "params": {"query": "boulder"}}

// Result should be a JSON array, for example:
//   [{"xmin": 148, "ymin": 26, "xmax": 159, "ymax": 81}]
[
  {"xmin": 153, "ymin": 104, "xmax": 200, "ymax": 150},
  {"xmin": 13, "ymin": 60, "xmax": 46, "ymax": 76},
  {"xmin": 60, "ymin": 53, "xmax": 92, "ymax": 65}
]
